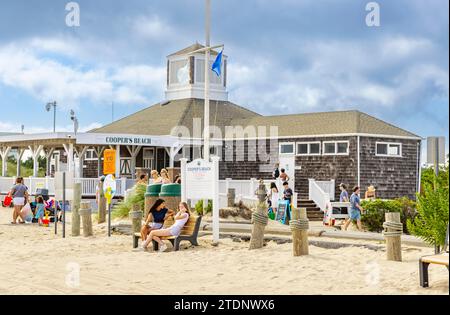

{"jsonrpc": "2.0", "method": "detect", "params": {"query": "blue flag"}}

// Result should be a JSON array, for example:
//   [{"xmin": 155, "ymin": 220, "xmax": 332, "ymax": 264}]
[{"xmin": 211, "ymin": 50, "xmax": 223, "ymax": 77}]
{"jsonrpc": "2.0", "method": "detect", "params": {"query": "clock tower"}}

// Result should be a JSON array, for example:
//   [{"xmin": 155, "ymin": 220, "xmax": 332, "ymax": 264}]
[{"xmin": 165, "ymin": 43, "xmax": 228, "ymax": 102}]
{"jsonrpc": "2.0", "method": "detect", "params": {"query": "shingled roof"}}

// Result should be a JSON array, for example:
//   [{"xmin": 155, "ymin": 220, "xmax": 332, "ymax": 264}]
[
  {"xmin": 91, "ymin": 99, "xmax": 260, "ymax": 136},
  {"xmin": 91, "ymin": 99, "xmax": 420, "ymax": 139}
]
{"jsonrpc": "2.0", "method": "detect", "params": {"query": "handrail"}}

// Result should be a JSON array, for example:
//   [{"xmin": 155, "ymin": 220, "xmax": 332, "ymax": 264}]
[{"xmin": 309, "ymin": 179, "xmax": 332, "ymax": 212}]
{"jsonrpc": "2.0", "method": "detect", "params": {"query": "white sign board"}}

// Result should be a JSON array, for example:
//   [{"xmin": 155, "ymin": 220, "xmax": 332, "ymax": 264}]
[
  {"xmin": 55, "ymin": 171, "xmax": 75, "ymax": 201},
  {"xmin": 184, "ymin": 159, "xmax": 215, "ymax": 199},
  {"xmin": 181, "ymin": 157, "xmax": 220, "ymax": 242}
]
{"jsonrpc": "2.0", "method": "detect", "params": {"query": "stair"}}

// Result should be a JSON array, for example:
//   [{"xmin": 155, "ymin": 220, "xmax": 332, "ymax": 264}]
[{"xmin": 297, "ymin": 199, "xmax": 324, "ymax": 222}]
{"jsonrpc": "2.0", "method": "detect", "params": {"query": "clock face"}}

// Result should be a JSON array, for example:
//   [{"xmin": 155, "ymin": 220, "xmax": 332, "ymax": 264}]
[{"xmin": 177, "ymin": 62, "xmax": 189, "ymax": 84}]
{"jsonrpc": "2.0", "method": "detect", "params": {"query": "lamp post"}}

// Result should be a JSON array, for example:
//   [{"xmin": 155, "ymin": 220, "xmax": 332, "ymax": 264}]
[
  {"xmin": 46, "ymin": 101, "xmax": 57, "ymax": 133},
  {"xmin": 70, "ymin": 110, "xmax": 79, "ymax": 135}
]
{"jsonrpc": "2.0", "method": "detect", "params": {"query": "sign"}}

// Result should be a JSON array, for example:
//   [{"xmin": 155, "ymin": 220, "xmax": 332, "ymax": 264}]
[
  {"xmin": 76, "ymin": 133, "xmax": 178, "ymax": 147},
  {"xmin": 103, "ymin": 174, "xmax": 117, "ymax": 205},
  {"xmin": 55, "ymin": 171, "xmax": 74, "ymax": 201},
  {"xmin": 275, "ymin": 200, "xmax": 290, "ymax": 225},
  {"xmin": 103, "ymin": 149, "xmax": 116, "ymax": 175},
  {"xmin": 427, "ymin": 137, "xmax": 446, "ymax": 165},
  {"xmin": 184, "ymin": 159, "xmax": 215, "ymax": 199},
  {"xmin": 181, "ymin": 157, "xmax": 220, "ymax": 243}
]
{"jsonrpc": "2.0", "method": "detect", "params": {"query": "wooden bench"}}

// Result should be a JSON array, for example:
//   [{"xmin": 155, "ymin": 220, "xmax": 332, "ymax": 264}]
[
  {"xmin": 419, "ymin": 225, "xmax": 449, "ymax": 288},
  {"xmin": 133, "ymin": 215, "xmax": 202, "ymax": 251}
]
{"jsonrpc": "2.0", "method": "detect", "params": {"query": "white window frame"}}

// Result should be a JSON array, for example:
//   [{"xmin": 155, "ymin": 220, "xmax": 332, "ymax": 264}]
[
  {"xmin": 84, "ymin": 149, "xmax": 97, "ymax": 161},
  {"xmin": 322, "ymin": 141, "xmax": 350, "ymax": 156},
  {"xmin": 143, "ymin": 148, "xmax": 155, "ymax": 169},
  {"xmin": 279, "ymin": 142, "xmax": 295, "ymax": 155},
  {"xmin": 296, "ymin": 141, "xmax": 321, "ymax": 156},
  {"xmin": 375, "ymin": 142, "xmax": 402, "ymax": 157}
]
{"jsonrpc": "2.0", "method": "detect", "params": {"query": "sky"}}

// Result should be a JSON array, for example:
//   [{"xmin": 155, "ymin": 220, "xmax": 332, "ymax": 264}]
[{"xmin": 0, "ymin": 0, "xmax": 448, "ymax": 161}]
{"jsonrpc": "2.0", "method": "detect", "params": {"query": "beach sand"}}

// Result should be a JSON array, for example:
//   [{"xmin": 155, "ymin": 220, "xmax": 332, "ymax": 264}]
[{"xmin": 0, "ymin": 206, "xmax": 448, "ymax": 295}]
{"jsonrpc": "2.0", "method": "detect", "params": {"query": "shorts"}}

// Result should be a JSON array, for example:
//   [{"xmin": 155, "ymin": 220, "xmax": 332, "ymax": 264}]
[
  {"xmin": 349, "ymin": 209, "xmax": 361, "ymax": 220},
  {"xmin": 147, "ymin": 222, "xmax": 163, "ymax": 229},
  {"xmin": 13, "ymin": 197, "xmax": 25, "ymax": 206}
]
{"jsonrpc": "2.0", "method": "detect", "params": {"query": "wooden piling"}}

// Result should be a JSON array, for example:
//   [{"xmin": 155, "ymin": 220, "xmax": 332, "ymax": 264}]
[
  {"xmin": 79, "ymin": 202, "xmax": 93, "ymax": 237},
  {"xmin": 384, "ymin": 212, "xmax": 402, "ymax": 262},
  {"xmin": 71, "ymin": 183, "xmax": 81, "ymax": 237},
  {"xmin": 130, "ymin": 204, "xmax": 143, "ymax": 234},
  {"xmin": 291, "ymin": 208, "xmax": 309, "ymax": 256},
  {"xmin": 249, "ymin": 180, "xmax": 268, "ymax": 250},
  {"xmin": 98, "ymin": 181, "xmax": 106, "ymax": 224}
]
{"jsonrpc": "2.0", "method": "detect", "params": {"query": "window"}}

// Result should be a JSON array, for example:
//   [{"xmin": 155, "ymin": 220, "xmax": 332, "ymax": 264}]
[
  {"xmin": 170, "ymin": 59, "xmax": 189, "ymax": 85},
  {"xmin": 195, "ymin": 59, "xmax": 222, "ymax": 85},
  {"xmin": 279, "ymin": 143, "xmax": 295, "ymax": 155},
  {"xmin": 296, "ymin": 142, "xmax": 321, "ymax": 156},
  {"xmin": 143, "ymin": 148, "xmax": 154, "ymax": 169},
  {"xmin": 323, "ymin": 141, "xmax": 349, "ymax": 155},
  {"xmin": 84, "ymin": 149, "xmax": 97, "ymax": 161},
  {"xmin": 376, "ymin": 142, "xmax": 402, "ymax": 157}
]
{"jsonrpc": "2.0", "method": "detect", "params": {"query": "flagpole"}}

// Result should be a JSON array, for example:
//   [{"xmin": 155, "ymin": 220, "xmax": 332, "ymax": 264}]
[{"xmin": 204, "ymin": 0, "xmax": 211, "ymax": 162}]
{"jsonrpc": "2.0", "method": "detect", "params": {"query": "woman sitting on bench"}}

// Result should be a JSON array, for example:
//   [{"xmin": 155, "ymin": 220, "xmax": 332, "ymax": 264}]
[
  {"xmin": 140, "ymin": 199, "xmax": 174, "ymax": 241},
  {"xmin": 142, "ymin": 202, "xmax": 191, "ymax": 252}
]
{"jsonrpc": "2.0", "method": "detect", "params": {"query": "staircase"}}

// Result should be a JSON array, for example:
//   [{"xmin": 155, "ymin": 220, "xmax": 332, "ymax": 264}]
[{"xmin": 297, "ymin": 199, "xmax": 324, "ymax": 222}]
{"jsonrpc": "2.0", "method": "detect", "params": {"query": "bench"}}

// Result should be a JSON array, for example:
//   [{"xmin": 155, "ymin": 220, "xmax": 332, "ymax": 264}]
[
  {"xmin": 419, "ymin": 225, "xmax": 449, "ymax": 288},
  {"xmin": 133, "ymin": 215, "xmax": 202, "ymax": 251}
]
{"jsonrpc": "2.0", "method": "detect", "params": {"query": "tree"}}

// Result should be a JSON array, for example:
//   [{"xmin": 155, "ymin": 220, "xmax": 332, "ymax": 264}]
[{"xmin": 407, "ymin": 180, "xmax": 449, "ymax": 247}]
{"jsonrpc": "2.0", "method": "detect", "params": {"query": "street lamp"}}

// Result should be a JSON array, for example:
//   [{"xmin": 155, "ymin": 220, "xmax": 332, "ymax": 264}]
[
  {"xmin": 70, "ymin": 109, "xmax": 79, "ymax": 135},
  {"xmin": 46, "ymin": 101, "xmax": 57, "ymax": 133}
]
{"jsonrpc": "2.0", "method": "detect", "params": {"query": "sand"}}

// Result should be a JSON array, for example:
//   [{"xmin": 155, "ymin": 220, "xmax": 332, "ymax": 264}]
[{"xmin": 0, "ymin": 206, "xmax": 448, "ymax": 295}]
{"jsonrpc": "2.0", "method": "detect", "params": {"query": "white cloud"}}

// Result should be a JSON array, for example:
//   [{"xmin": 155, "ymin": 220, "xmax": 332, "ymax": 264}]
[
  {"xmin": 228, "ymin": 36, "xmax": 448, "ymax": 115},
  {"xmin": 0, "ymin": 43, "xmax": 166, "ymax": 109},
  {"xmin": 131, "ymin": 15, "xmax": 173, "ymax": 40}
]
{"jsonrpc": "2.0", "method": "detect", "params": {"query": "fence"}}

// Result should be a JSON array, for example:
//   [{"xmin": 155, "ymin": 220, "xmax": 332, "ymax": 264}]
[{"xmin": 0, "ymin": 176, "xmax": 134, "ymax": 197}]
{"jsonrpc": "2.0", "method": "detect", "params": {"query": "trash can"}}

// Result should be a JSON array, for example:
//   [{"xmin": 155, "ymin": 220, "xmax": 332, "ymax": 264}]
[
  {"xmin": 144, "ymin": 184, "xmax": 163, "ymax": 217},
  {"xmin": 159, "ymin": 184, "xmax": 181, "ymax": 212}
]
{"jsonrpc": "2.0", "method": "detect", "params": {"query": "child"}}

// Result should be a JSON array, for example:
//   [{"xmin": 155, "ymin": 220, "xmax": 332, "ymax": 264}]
[{"xmin": 34, "ymin": 196, "xmax": 46, "ymax": 225}]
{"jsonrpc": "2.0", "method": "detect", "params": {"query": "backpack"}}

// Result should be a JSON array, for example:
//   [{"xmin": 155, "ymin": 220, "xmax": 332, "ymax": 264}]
[{"xmin": 273, "ymin": 168, "xmax": 280, "ymax": 179}]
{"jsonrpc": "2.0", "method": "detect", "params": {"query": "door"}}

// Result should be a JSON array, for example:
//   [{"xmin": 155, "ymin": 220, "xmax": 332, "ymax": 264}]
[{"xmin": 278, "ymin": 155, "xmax": 295, "ymax": 187}]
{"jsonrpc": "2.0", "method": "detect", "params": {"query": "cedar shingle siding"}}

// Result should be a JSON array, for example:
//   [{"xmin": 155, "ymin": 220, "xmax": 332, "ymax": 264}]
[{"xmin": 218, "ymin": 136, "xmax": 420, "ymax": 201}]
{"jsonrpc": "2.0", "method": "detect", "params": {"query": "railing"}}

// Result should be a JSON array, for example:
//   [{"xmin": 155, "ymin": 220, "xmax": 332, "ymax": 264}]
[
  {"xmin": 316, "ymin": 179, "xmax": 335, "ymax": 201},
  {"xmin": 0, "ymin": 176, "xmax": 129, "ymax": 197},
  {"xmin": 308, "ymin": 179, "xmax": 332, "ymax": 212}
]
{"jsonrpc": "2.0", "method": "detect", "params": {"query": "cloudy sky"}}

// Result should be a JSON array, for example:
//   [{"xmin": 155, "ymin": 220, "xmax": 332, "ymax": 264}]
[{"xmin": 0, "ymin": 0, "xmax": 448, "ymax": 157}]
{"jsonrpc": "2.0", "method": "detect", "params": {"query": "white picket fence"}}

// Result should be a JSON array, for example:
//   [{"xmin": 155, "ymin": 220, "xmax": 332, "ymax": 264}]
[
  {"xmin": 308, "ymin": 179, "xmax": 333, "ymax": 212},
  {"xmin": 0, "ymin": 176, "xmax": 135, "ymax": 197}
]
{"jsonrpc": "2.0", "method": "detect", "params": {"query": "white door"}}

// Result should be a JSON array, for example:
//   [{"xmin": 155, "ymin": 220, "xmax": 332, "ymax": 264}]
[{"xmin": 278, "ymin": 155, "xmax": 295, "ymax": 187}]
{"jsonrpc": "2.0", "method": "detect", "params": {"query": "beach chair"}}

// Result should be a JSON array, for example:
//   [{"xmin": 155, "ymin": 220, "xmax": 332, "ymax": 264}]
[
  {"xmin": 152, "ymin": 215, "xmax": 203, "ymax": 251},
  {"xmin": 419, "ymin": 225, "xmax": 449, "ymax": 288}
]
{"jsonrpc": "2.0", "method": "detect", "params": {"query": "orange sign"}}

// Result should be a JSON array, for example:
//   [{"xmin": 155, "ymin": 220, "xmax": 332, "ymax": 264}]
[{"xmin": 103, "ymin": 149, "xmax": 116, "ymax": 175}]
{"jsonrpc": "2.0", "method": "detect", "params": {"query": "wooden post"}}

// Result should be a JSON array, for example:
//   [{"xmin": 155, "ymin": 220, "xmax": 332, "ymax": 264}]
[
  {"xmin": 71, "ymin": 183, "xmax": 81, "ymax": 237},
  {"xmin": 227, "ymin": 188, "xmax": 235, "ymax": 207},
  {"xmin": 98, "ymin": 181, "xmax": 107, "ymax": 224},
  {"xmin": 249, "ymin": 180, "xmax": 268, "ymax": 250},
  {"xmin": 384, "ymin": 212, "xmax": 402, "ymax": 262},
  {"xmin": 130, "ymin": 204, "xmax": 143, "ymax": 234},
  {"xmin": 79, "ymin": 202, "xmax": 93, "ymax": 237},
  {"xmin": 291, "ymin": 208, "xmax": 309, "ymax": 256}
]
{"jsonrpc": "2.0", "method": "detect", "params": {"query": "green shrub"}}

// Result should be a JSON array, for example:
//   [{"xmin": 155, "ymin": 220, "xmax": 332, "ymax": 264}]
[
  {"xmin": 361, "ymin": 198, "xmax": 416, "ymax": 233},
  {"xmin": 194, "ymin": 199, "xmax": 212, "ymax": 215},
  {"xmin": 407, "ymin": 182, "xmax": 449, "ymax": 247},
  {"xmin": 112, "ymin": 183, "xmax": 146, "ymax": 219}
]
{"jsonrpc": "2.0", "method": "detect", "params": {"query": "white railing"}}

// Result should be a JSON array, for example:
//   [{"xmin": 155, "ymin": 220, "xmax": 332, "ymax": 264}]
[
  {"xmin": 308, "ymin": 179, "xmax": 332, "ymax": 212},
  {"xmin": 316, "ymin": 179, "xmax": 335, "ymax": 201},
  {"xmin": 0, "ymin": 176, "xmax": 129, "ymax": 197}
]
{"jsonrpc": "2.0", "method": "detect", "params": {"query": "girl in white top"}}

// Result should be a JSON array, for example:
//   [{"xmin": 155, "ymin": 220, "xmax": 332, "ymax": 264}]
[
  {"xmin": 143, "ymin": 202, "xmax": 191, "ymax": 252},
  {"xmin": 268, "ymin": 182, "xmax": 279, "ymax": 213}
]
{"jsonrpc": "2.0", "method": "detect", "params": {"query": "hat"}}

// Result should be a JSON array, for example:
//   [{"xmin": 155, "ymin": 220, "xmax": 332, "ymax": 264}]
[{"xmin": 367, "ymin": 185, "xmax": 376, "ymax": 192}]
